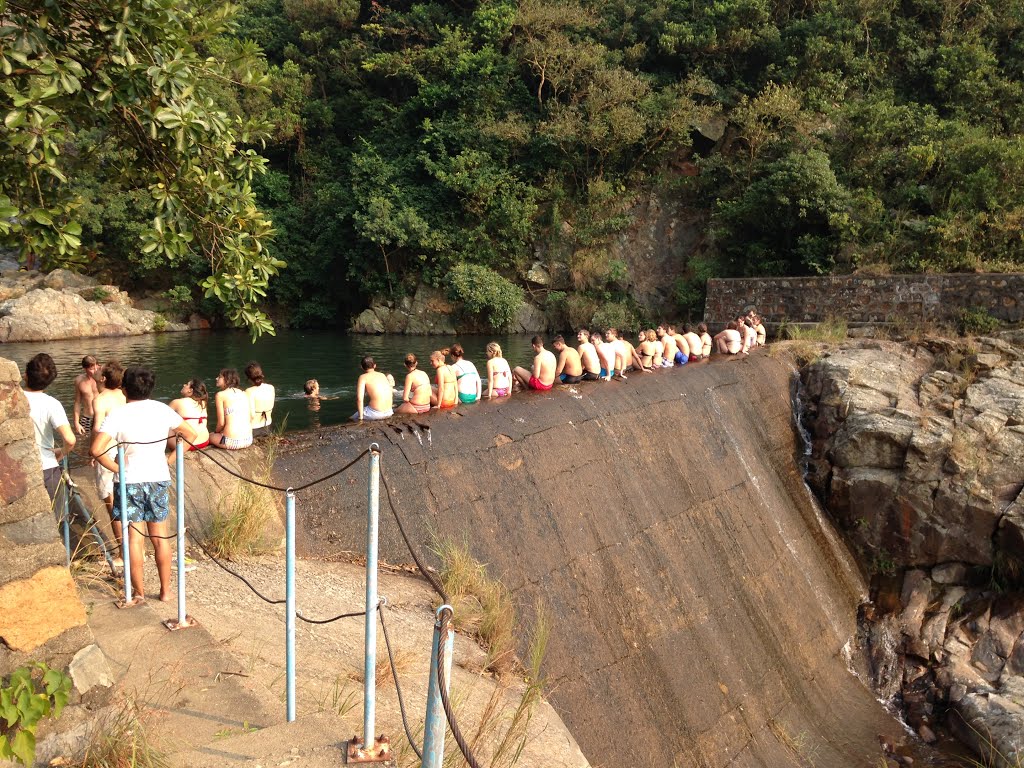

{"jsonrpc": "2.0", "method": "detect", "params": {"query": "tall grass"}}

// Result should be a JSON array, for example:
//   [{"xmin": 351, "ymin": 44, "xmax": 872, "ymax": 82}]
[
  {"xmin": 204, "ymin": 436, "xmax": 279, "ymax": 558},
  {"xmin": 72, "ymin": 696, "xmax": 166, "ymax": 768},
  {"xmin": 780, "ymin": 315, "xmax": 848, "ymax": 342}
]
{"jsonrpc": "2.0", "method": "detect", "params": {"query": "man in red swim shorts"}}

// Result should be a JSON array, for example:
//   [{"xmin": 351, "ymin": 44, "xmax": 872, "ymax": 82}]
[{"xmin": 513, "ymin": 336, "xmax": 557, "ymax": 392}]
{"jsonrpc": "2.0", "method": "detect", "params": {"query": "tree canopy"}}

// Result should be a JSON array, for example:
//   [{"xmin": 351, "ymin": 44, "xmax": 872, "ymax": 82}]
[{"xmin": 0, "ymin": 0, "xmax": 283, "ymax": 337}]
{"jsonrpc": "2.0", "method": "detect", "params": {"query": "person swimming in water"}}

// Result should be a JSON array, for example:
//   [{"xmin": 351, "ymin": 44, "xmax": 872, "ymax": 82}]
[
  {"xmin": 485, "ymin": 342, "xmax": 513, "ymax": 398},
  {"xmin": 397, "ymin": 354, "xmax": 433, "ymax": 414}
]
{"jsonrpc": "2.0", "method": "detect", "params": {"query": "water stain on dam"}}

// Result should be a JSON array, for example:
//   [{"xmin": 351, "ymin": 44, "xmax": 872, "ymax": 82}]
[{"xmin": 274, "ymin": 356, "xmax": 926, "ymax": 766}]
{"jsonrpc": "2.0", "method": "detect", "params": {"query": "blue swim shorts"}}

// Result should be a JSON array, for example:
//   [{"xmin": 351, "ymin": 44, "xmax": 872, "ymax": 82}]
[
  {"xmin": 675, "ymin": 351, "xmax": 688, "ymax": 365},
  {"xmin": 113, "ymin": 481, "xmax": 171, "ymax": 523}
]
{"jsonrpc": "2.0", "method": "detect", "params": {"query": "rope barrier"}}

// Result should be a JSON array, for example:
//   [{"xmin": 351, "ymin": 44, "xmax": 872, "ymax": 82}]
[
  {"xmin": 436, "ymin": 606, "xmax": 485, "ymax": 768},
  {"xmin": 379, "ymin": 603, "xmax": 423, "ymax": 761},
  {"xmin": 379, "ymin": 469, "xmax": 449, "ymax": 603}
]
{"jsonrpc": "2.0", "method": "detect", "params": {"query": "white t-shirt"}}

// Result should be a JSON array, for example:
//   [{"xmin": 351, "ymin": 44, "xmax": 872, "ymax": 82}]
[
  {"xmin": 98, "ymin": 400, "xmax": 183, "ymax": 483},
  {"xmin": 597, "ymin": 343, "xmax": 616, "ymax": 371},
  {"xmin": 25, "ymin": 390, "xmax": 70, "ymax": 470},
  {"xmin": 743, "ymin": 324, "xmax": 757, "ymax": 352},
  {"xmin": 452, "ymin": 359, "xmax": 480, "ymax": 397}
]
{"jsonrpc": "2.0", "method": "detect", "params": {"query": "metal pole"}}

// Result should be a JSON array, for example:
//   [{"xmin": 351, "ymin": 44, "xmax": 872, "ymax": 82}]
[
  {"xmin": 175, "ymin": 439, "xmax": 186, "ymax": 626},
  {"xmin": 363, "ymin": 444, "xmax": 381, "ymax": 750},
  {"xmin": 423, "ymin": 606, "xmax": 454, "ymax": 768},
  {"xmin": 61, "ymin": 456, "xmax": 70, "ymax": 566},
  {"xmin": 117, "ymin": 445, "xmax": 131, "ymax": 604},
  {"xmin": 286, "ymin": 489, "xmax": 296, "ymax": 722}
]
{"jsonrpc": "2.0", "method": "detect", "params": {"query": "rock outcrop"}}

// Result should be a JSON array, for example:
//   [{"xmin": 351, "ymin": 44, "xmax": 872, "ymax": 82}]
[
  {"xmin": 0, "ymin": 269, "xmax": 188, "ymax": 342},
  {"xmin": 799, "ymin": 336, "xmax": 1024, "ymax": 765}
]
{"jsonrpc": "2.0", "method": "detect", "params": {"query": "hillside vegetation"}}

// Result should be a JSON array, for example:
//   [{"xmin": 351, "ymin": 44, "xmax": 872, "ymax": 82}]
[{"xmin": 34, "ymin": 0, "xmax": 1024, "ymax": 326}]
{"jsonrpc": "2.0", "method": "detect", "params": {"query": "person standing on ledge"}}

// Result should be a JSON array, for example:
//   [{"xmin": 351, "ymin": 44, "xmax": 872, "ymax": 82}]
[
  {"xmin": 24, "ymin": 352, "xmax": 76, "ymax": 508},
  {"xmin": 513, "ymin": 336, "xmax": 557, "ymax": 391},
  {"xmin": 73, "ymin": 355, "xmax": 100, "ymax": 436},
  {"xmin": 91, "ymin": 366, "xmax": 197, "ymax": 604},
  {"xmin": 92, "ymin": 361, "xmax": 126, "ymax": 557},
  {"xmin": 354, "ymin": 356, "xmax": 394, "ymax": 421}
]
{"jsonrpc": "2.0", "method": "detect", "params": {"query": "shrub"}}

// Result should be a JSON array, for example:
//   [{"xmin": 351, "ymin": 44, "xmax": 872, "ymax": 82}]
[
  {"xmin": 447, "ymin": 264, "xmax": 524, "ymax": 330},
  {"xmin": 957, "ymin": 307, "xmax": 999, "ymax": 336},
  {"xmin": 151, "ymin": 314, "xmax": 167, "ymax": 332},
  {"xmin": 1, "ymin": 664, "xmax": 71, "ymax": 766},
  {"xmin": 592, "ymin": 300, "xmax": 639, "ymax": 331}
]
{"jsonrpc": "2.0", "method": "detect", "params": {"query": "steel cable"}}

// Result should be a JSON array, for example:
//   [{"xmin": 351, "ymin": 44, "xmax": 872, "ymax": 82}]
[{"xmin": 379, "ymin": 603, "xmax": 423, "ymax": 760}]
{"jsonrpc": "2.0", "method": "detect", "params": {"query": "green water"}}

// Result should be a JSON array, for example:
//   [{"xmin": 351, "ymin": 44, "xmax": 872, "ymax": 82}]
[{"xmin": 1, "ymin": 330, "xmax": 537, "ymax": 432}]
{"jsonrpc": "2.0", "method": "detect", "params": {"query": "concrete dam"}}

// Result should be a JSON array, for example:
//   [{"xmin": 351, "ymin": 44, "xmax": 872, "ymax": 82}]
[{"xmin": 274, "ymin": 355, "xmax": 911, "ymax": 767}]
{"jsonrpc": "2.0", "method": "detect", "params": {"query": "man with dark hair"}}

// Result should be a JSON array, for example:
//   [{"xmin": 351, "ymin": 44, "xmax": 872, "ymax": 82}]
[
  {"xmin": 353, "ymin": 356, "xmax": 394, "ymax": 421},
  {"xmin": 513, "ymin": 336, "xmax": 556, "ymax": 391},
  {"xmin": 91, "ymin": 366, "xmax": 197, "ymax": 604},
  {"xmin": 24, "ymin": 353, "xmax": 76, "ymax": 506},
  {"xmin": 552, "ymin": 335, "xmax": 583, "ymax": 384},
  {"xmin": 74, "ymin": 354, "xmax": 100, "ymax": 435},
  {"xmin": 92, "ymin": 361, "xmax": 126, "ymax": 552},
  {"xmin": 577, "ymin": 329, "xmax": 601, "ymax": 381}
]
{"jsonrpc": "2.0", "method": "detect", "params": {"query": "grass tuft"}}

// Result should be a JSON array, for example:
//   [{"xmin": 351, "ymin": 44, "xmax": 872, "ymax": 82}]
[
  {"xmin": 204, "ymin": 437, "xmax": 279, "ymax": 558},
  {"xmin": 72, "ymin": 695, "xmax": 166, "ymax": 768}
]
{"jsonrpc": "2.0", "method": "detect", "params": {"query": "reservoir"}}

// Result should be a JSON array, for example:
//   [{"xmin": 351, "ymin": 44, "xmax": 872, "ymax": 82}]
[{"xmin": 1, "ymin": 330, "xmax": 537, "ymax": 431}]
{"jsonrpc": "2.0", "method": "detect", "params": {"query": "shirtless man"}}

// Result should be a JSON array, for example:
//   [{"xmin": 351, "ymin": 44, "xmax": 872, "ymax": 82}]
[
  {"xmin": 577, "ymin": 329, "xmax": 601, "ymax": 381},
  {"xmin": 683, "ymin": 324, "xmax": 704, "ymax": 361},
  {"xmin": 713, "ymin": 321, "xmax": 744, "ymax": 355},
  {"xmin": 605, "ymin": 329, "xmax": 631, "ymax": 378},
  {"xmin": 552, "ymin": 336, "xmax": 583, "ymax": 384},
  {"xmin": 615, "ymin": 330, "xmax": 648, "ymax": 373},
  {"xmin": 656, "ymin": 326, "xmax": 679, "ymax": 368},
  {"xmin": 698, "ymin": 323, "xmax": 713, "ymax": 357},
  {"xmin": 592, "ymin": 331, "xmax": 615, "ymax": 381},
  {"xmin": 354, "ymin": 356, "xmax": 394, "ymax": 421},
  {"xmin": 668, "ymin": 324, "xmax": 690, "ymax": 366},
  {"xmin": 91, "ymin": 361, "xmax": 126, "ymax": 554},
  {"xmin": 513, "ymin": 336, "xmax": 557, "ymax": 391},
  {"xmin": 73, "ymin": 355, "xmax": 100, "ymax": 436}
]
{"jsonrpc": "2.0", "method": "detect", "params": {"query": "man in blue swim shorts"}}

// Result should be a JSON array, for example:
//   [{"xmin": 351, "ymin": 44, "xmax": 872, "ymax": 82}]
[{"xmin": 92, "ymin": 366, "xmax": 197, "ymax": 604}]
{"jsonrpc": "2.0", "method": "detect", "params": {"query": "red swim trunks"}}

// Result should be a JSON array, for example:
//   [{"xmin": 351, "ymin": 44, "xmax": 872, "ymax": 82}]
[{"xmin": 528, "ymin": 376, "xmax": 553, "ymax": 391}]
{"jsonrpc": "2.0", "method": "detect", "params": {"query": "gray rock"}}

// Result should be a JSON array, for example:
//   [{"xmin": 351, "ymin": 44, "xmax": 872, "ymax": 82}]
[
  {"xmin": 68, "ymin": 644, "xmax": 113, "ymax": 693},
  {"xmin": 42, "ymin": 268, "xmax": 95, "ymax": 291},
  {"xmin": 951, "ymin": 691, "xmax": 1024, "ymax": 767},
  {"xmin": 525, "ymin": 261, "xmax": 551, "ymax": 286},
  {"xmin": 513, "ymin": 302, "xmax": 548, "ymax": 333},
  {"xmin": 351, "ymin": 308, "xmax": 385, "ymax": 334},
  {"xmin": 933, "ymin": 562, "xmax": 970, "ymax": 585}
]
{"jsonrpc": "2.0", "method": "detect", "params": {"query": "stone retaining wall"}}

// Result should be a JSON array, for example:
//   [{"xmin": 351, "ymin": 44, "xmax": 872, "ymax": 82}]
[
  {"xmin": 0, "ymin": 356, "xmax": 98, "ymax": 686},
  {"xmin": 704, "ymin": 273, "xmax": 1024, "ymax": 328}
]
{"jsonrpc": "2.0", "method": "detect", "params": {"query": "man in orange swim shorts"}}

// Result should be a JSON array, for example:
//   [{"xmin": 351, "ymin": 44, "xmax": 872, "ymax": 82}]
[{"xmin": 513, "ymin": 336, "xmax": 557, "ymax": 391}]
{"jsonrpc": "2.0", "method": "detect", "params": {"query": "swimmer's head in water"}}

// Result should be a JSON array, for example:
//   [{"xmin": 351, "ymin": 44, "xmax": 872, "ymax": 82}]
[
  {"xmin": 360, "ymin": 356, "xmax": 376, "ymax": 372},
  {"xmin": 245, "ymin": 361, "xmax": 265, "ymax": 385},
  {"xmin": 217, "ymin": 368, "xmax": 240, "ymax": 389},
  {"xmin": 304, "ymin": 379, "xmax": 319, "ymax": 396},
  {"xmin": 485, "ymin": 342, "xmax": 502, "ymax": 359}
]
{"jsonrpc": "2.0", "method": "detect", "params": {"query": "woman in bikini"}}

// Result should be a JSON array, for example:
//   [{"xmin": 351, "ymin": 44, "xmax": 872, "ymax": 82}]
[
  {"xmin": 169, "ymin": 378, "xmax": 210, "ymax": 450},
  {"xmin": 485, "ymin": 342, "xmax": 512, "ymax": 398},
  {"xmin": 429, "ymin": 349, "xmax": 458, "ymax": 409},
  {"xmin": 210, "ymin": 368, "xmax": 253, "ymax": 449},
  {"xmin": 245, "ymin": 361, "xmax": 275, "ymax": 437},
  {"xmin": 449, "ymin": 343, "xmax": 482, "ymax": 404},
  {"xmin": 396, "ymin": 354, "xmax": 433, "ymax": 414}
]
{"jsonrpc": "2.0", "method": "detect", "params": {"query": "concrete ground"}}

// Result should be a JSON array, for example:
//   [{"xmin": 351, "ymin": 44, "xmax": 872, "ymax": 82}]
[{"xmin": 76, "ymin": 553, "xmax": 590, "ymax": 768}]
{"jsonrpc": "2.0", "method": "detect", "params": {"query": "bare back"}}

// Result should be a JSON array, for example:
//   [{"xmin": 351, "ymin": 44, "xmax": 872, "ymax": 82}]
[
  {"xmin": 557, "ymin": 347, "xmax": 583, "ymax": 377},
  {"xmin": 535, "ymin": 349, "xmax": 557, "ymax": 386},
  {"xmin": 404, "ymin": 369, "xmax": 432, "ymax": 406},
  {"xmin": 578, "ymin": 342, "xmax": 600, "ymax": 374},
  {"xmin": 359, "ymin": 370, "xmax": 394, "ymax": 412}
]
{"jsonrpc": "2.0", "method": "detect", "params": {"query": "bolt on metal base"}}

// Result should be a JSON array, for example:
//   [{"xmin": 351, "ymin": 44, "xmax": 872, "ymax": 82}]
[
  {"xmin": 162, "ymin": 615, "xmax": 198, "ymax": 631},
  {"xmin": 345, "ymin": 734, "xmax": 394, "ymax": 765}
]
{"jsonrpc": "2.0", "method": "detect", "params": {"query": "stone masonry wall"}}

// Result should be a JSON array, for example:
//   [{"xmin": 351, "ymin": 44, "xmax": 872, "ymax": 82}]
[
  {"xmin": 704, "ymin": 273, "xmax": 1024, "ymax": 328},
  {"xmin": 0, "ymin": 356, "xmax": 96, "ymax": 683}
]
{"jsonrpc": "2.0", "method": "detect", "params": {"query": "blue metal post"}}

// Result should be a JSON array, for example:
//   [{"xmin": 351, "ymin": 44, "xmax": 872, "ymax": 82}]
[
  {"xmin": 364, "ymin": 444, "xmax": 381, "ymax": 749},
  {"xmin": 423, "ymin": 606, "xmax": 454, "ymax": 768},
  {"xmin": 117, "ymin": 445, "xmax": 131, "ymax": 604},
  {"xmin": 175, "ymin": 439, "xmax": 186, "ymax": 626},
  {"xmin": 61, "ymin": 456, "xmax": 70, "ymax": 566},
  {"xmin": 286, "ymin": 489, "xmax": 296, "ymax": 722}
]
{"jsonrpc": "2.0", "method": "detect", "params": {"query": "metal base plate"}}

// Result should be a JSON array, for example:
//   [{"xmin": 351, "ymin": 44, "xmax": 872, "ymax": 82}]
[
  {"xmin": 115, "ymin": 597, "xmax": 145, "ymax": 609},
  {"xmin": 344, "ymin": 736, "xmax": 394, "ymax": 765},
  {"xmin": 163, "ymin": 615, "xmax": 198, "ymax": 631}
]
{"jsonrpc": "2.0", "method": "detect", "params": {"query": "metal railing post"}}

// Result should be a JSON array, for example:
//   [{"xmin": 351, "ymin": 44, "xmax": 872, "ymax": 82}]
[
  {"xmin": 117, "ymin": 445, "xmax": 131, "ymax": 605},
  {"xmin": 423, "ymin": 605, "xmax": 454, "ymax": 768},
  {"xmin": 164, "ymin": 438, "xmax": 194, "ymax": 630},
  {"xmin": 286, "ymin": 488, "xmax": 296, "ymax": 722},
  {"xmin": 61, "ymin": 456, "xmax": 70, "ymax": 566},
  {"xmin": 364, "ymin": 444, "xmax": 381, "ymax": 749}
]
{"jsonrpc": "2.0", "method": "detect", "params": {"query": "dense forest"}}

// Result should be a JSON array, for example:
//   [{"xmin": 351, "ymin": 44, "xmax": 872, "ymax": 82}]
[{"xmin": 6, "ymin": 0, "xmax": 1024, "ymax": 332}]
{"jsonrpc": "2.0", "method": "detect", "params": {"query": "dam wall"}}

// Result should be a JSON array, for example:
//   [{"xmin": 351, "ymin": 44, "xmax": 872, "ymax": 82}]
[
  {"xmin": 704, "ymin": 272, "xmax": 1024, "ymax": 328},
  {"xmin": 275, "ymin": 355, "xmax": 909, "ymax": 767}
]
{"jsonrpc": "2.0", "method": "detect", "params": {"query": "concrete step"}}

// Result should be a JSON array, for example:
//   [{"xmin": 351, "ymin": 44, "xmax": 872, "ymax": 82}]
[{"xmin": 85, "ymin": 587, "xmax": 285, "ymax": 755}]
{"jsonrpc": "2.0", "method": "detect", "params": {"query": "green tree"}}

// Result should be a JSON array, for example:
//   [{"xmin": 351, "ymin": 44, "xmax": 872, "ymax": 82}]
[{"xmin": 0, "ymin": 0, "xmax": 282, "ymax": 337}]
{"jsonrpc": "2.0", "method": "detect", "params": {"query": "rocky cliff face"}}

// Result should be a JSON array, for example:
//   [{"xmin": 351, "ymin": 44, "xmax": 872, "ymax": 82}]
[
  {"xmin": 798, "ymin": 336, "xmax": 1024, "ymax": 764},
  {"xmin": 0, "ymin": 268, "xmax": 189, "ymax": 342}
]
